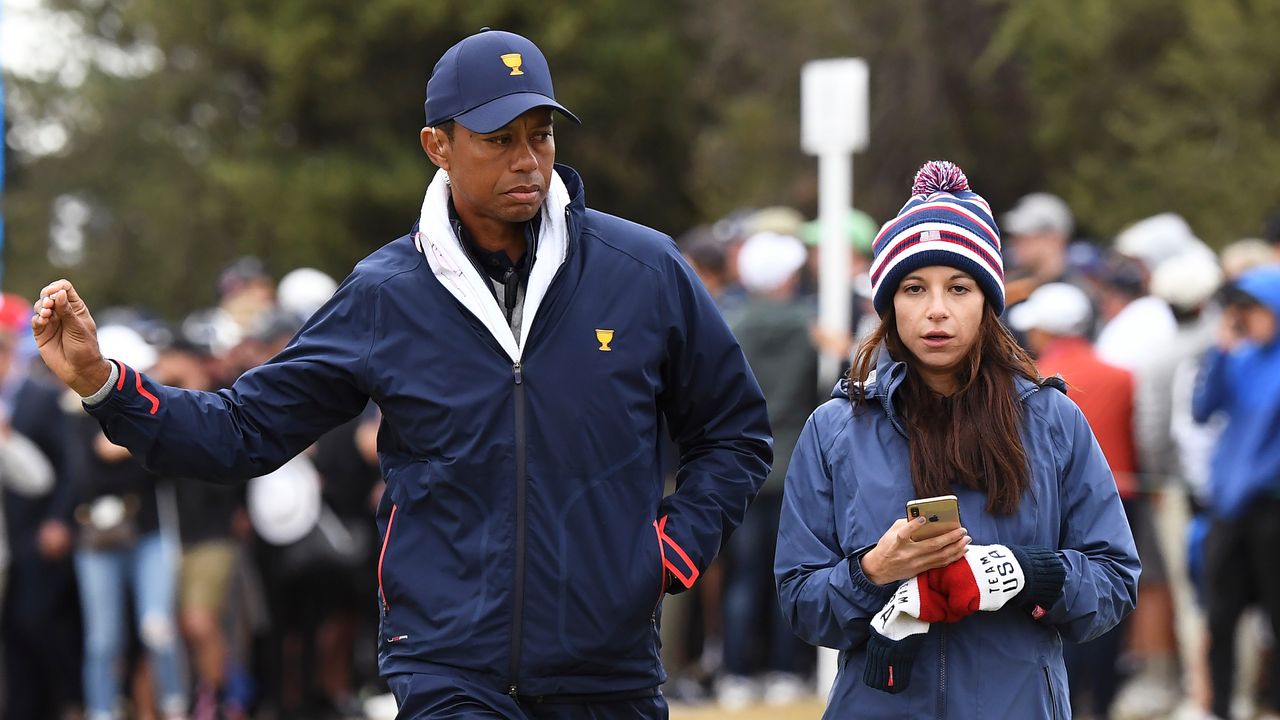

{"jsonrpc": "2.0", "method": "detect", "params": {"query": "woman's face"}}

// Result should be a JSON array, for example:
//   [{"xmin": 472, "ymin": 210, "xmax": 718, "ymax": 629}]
[{"xmin": 893, "ymin": 265, "xmax": 986, "ymax": 395}]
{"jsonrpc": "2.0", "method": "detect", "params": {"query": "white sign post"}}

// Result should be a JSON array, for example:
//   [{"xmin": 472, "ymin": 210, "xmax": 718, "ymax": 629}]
[{"xmin": 801, "ymin": 57, "xmax": 869, "ymax": 700}]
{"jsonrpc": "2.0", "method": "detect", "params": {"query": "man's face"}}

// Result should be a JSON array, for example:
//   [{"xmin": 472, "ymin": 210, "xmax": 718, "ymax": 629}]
[
  {"xmin": 424, "ymin": 108, "xmax": 556, "ymax": 229},
  {"xmin": 1010, "ymin": 230, "xmax": 1065, "ymax": 276},
  {"xmin": 1240, "ymin": 303, "xmax": 1278, "ymax": 345}
]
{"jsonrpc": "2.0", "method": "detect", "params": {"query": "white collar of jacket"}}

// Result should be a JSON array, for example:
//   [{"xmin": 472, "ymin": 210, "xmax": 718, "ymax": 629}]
[{"xmin": 415, "ymin": 167, "xmax": 570, "ymax": 362}]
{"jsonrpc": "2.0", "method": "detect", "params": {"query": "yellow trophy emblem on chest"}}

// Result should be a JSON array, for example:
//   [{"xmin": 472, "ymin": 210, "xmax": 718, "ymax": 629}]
[{"xmin": 596, "ymin": 329, "xmax": 615, "ymax": 352}]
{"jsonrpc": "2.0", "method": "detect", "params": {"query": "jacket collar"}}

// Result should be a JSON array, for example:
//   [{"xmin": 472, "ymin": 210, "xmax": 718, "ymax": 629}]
[{"xmin": 554, "ymin": 163, "xmax": 587, "ymax": 253}]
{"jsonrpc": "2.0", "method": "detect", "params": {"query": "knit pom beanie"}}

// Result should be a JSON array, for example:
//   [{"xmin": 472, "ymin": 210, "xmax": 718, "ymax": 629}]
[{"xmin": 869, "ymin": 161, "xmax": 1005, "ymax": 315}]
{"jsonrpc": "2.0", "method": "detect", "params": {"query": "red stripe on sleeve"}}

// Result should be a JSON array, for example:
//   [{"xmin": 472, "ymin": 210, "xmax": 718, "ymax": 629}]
[
  {"xmin": 655, "ymin": 515, "xmax": 700, "ymax": 589},
  {"xmin": 134, "ymin": 371, "xmax": 160, "ymax": 415}
]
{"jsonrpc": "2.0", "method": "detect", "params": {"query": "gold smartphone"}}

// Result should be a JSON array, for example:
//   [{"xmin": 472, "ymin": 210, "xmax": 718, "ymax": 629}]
[{"xmin": 905, "ymin": 495, "xmax": 961, "ymax": 541}]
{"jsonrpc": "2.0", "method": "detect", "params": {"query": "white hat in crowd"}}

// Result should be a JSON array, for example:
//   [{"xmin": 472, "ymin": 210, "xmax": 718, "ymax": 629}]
[
  {"xmin": 1150, "ymin": 251, "xmax": 1224, "ymax": 312},
  {"xmin": 247, "ymin": 454, "xmax": 322, "ymax": 546},
  {"xmin": 1003, "ymin": 192, "xmax": 1074, "ymax": 238},
  {"xmin": 277, "ymin": 267, "xmax": 338, "ymax": 321},
  {"xmin": 736, "ymin": 232, "xmax": 807, "ymax": 294},
  {"xmin": 96, "ymin": 324, "xmax": 158, "ymax": 372},
  {"xmin": 1114, "ymin": 213, "xmax": 1216, "ymax": 272},
  {"xmin": 1008, "ymin": 282, "xmax": 1093, "ymax": 337}
]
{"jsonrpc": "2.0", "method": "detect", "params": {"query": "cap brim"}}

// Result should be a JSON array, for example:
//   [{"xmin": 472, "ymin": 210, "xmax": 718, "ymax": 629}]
[{"xmin": 453, "ymin": 92, "xmax": 580, "ymax": 134}]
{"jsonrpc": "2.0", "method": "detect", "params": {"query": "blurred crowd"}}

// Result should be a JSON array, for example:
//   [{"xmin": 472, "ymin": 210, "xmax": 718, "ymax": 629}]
[{"xmin": 2, "ymin": 194, "xmax": 1280, "ymax": 720}]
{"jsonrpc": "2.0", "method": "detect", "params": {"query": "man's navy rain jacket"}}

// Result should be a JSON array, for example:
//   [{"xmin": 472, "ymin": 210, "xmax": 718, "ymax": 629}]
[{"xmin": 85, "ymin": 165, "xmax": 772, "ymax": 697}]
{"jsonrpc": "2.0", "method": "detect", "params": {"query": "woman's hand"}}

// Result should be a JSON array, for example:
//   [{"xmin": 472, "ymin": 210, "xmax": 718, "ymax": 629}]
[{"xmin": 859, "ymin": 517, "xmax": 971, "ymax": 585}]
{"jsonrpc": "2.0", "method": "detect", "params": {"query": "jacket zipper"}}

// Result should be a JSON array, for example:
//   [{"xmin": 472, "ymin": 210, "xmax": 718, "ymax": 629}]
[
  {"xmin": 1043, "ymin": 667, "xmax": 1058, "ymax": 720},
  {"xmin": 508, "ymin": 361, "xmax": 528, "ymax": 698},
  {"xmin": 378, "ymin": 504, "xmax": 398, "ymax": 615},
  {"xmin": 936, "ymin": 627, "xmax": 947, "ymax": 720},
  {"xmin": 506, "ymin": 207, "xmax": 570, "ymax": 697}
]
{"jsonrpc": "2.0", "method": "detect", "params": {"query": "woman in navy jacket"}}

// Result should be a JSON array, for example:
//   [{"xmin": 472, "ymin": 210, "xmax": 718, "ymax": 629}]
[{"xmin": 775, "ymin": 162, "xmax": 1139, "ymax": 719}]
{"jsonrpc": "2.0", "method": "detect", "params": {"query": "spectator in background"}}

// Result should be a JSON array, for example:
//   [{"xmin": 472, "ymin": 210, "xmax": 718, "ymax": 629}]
[
  {"xmin": 152, "ymin": 337, "xmax": 245, "ymax": 720},
  {"xmin": 1009, "ymin": 282, "xmax": 1140, "ymax": 719},
  {"xmin": 1094, "ymin": 215, "xmax": 1187, "ymax": 369},
  {"xmin": 1138, "ymin": 253, "xmax": 1225, "ymax": 493},
  {"xmin": 1193, "ymin": 265, "xmax": 1280, "ymax": 720},
  {"xmin": 1001, "ymin": 192, "xmax": 1083, "ymax": 306},
  {"xmin": 708, "ymin": 208, "xmax": 758, "ymax": 310},
  {"xmin": 1097, "ymin": 258, "xmax": 1173, "ymax": 364},
  {"xmin": 305, "ymin": 409, "xmax": 384, "ymax": 717},
  {"xmin": 1011, "ymin": 283, "xmax": 1137, "ymax": 495},
  {"xmin": 2, "ymin": 292, "xmax": 85, "ymax": 720},
  {"xmin": 0, "ymin": 318, "xmax": 57, "ymax": 617},
  {"xmin": 73, "ymin": 324, "xmax": 186, "ymax": 720},
  {"xmin": 277, "ymin": 268, "xmax": 339, "ymax": 325},
  {"xmin": 216, "ymin": 257, "xmax": 277, "ymax": 339},
  {"xmin": 680, "ymin": 226, "xmax": 739, "ymax": 313},
  {"xmin": 1147, "ymin": 252, "xmax": 1228, "ymax": 719},
  {"xmin": 1221, "ymin": 238, "xmax": 1276, "ymax": 281},
  {"xmin": 801, "ymin": 208, "xmax": 879, "ymax": 382},
  {"xmin": 717, "ymin": 232, "xmax": 818, "ymax": 709},
  {"xmin": 1101, "ymin": 214, "xmax": 1211, "ymax": 718}
]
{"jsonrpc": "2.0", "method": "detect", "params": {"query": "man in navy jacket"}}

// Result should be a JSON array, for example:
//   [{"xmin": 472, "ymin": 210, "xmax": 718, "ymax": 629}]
[{"xmin": 33, "ymin": 29, "xmax": 771, "ymax": 719}]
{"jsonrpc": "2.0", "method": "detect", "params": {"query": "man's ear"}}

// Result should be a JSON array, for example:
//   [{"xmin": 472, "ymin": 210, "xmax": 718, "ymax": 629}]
[{"xmin": 421, "ymin": 127, "xmax": 450, "ymax": 170}]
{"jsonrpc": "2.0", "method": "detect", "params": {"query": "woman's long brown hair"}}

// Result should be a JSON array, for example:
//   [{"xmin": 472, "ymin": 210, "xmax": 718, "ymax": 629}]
[{"xmin": 850, "ymin": 303, "xmax": 1042, "ymax": 514}]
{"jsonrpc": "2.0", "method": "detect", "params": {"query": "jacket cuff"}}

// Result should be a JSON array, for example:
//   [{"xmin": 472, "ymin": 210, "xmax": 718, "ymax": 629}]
[
  {"xmin": 81, "ymin": 360, "xmax": 121, "ymax": 406},
  {"xmin": 848, "ymin": 543, "xmax": 897, "ymax": 605},
  {"xmin": 83, "ymin": 361, "xmax": 162, "ymax": 421},
  {"xmin": 1010, "ymin": 545, "xmax": 1066, "ymax": 618}
]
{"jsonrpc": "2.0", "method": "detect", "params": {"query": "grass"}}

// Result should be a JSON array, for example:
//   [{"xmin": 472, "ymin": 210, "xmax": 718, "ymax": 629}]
[{"xmin": 670, "ymin": 699, "xmax": 827, "ymax": 719}]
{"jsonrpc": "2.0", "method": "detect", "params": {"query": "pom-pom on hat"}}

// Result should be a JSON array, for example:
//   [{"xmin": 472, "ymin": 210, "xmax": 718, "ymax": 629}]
[{"xmin": 870, "ymin": 161, "xmax": 1004, "ymax": 315}]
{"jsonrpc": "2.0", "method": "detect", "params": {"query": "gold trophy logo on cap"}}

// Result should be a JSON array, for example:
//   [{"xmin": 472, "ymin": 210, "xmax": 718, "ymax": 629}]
[{"xmin": 501, "ymin": 53, "xmax": 524, "ymax": 76}]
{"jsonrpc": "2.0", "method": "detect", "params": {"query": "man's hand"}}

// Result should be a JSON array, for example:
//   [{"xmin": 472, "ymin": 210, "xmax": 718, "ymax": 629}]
[{"xmin": 31, "ymin": 280, "xmax": 112, "ymax": 397}]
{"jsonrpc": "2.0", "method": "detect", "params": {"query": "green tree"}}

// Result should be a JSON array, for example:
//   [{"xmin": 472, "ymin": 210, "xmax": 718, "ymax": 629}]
[{"xmin": 982, "ymin": 0, "xmax": 1280, "ymax": 245}]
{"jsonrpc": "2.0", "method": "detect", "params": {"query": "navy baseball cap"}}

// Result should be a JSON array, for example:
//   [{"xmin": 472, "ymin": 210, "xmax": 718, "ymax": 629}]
[{"xmin": 425, "ymin": 29, "xmax": 580, "ymax": 133}]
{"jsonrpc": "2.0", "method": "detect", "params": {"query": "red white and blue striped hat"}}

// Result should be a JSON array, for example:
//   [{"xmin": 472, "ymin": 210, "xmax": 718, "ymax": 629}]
[{"xmin": 869, "ymin": 160, "xmax": 1005, "ymax": 315}]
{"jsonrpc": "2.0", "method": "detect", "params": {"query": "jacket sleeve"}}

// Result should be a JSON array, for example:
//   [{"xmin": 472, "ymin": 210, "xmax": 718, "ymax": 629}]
[
  {"xmin": 1191, "ymin": 346, "xmax": 1231, "ymax": 423},
  {"xmin": 1044, "ymin": 398, "xmax": 1141, "ymax": 642},
  {"xmin": 655, "ymin": 251, "xmax": 772, "ymax": 594},
  {"xmin": 774, "ymin": 412, "xmax": 896, "ymax": 650},
  {"xmin": 86, "ymin": 278, "xmax": 374, "ymax": 482}
]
